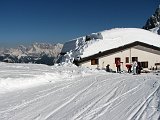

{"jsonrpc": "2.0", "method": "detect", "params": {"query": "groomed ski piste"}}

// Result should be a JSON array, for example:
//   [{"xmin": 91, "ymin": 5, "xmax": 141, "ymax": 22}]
[{"xmin": 0, "ymin": 62, "xmax": 160, "ymax": 120}]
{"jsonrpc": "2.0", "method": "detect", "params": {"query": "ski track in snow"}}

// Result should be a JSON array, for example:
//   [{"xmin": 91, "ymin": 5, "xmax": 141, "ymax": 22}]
[
  {"xmin": 0, "ymin": 78, "xmax": 84, "ymax": 114},
  {"xmin": 0, "ymin": 84, "xmax": 69, "ymax": 114},
  {"xmin": 44, "ymin": 76, "xmax": 99, "ymax": 120},
  {"xmin": 73, "ymin": 77, "xmax": 145, "ymax": 120},
  {"xmin": 70, "ymin": 76, "xmax": 127, "ymax": 120},
  {"xmin": 127, "ymin": 85, "xmax": 160, "ymax": 120},
  {"xmin": 0, "ymin": 69, "xmax": 160, "ymax": 120},
  {"xmin": 44, "ymin": 75, "xmax": 122, "ymax": 119}
]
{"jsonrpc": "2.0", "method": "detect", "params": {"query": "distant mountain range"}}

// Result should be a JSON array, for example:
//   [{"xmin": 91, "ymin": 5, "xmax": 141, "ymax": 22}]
[
  {"xmin": 143, "ymin": 5, "xmax": 160, "ymax": 34},
  {"xmin": 0, "ymin": 43, "xmax": 63, "ymax": 65}
]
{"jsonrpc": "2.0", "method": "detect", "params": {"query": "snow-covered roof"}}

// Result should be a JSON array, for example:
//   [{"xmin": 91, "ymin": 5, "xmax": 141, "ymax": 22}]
[
  {"xmin": 61, "ymin": 33, "xmax": 103, "ymax": 53},
  {"xmin": 82, "ymin": 28, "xmax": 160, "ymax": 58},
  {"xmin": 62, "ymin": 28, "xmax": 160, "ymax": 62}
]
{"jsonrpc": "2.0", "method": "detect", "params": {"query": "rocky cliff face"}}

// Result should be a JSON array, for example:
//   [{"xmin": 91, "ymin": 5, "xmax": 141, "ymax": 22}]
[
  {"xmin": 143, "ymin": 5, "xmax": 160, "ymax": 34},
  {"xmin": 0, "ymin": 43, "xmax": 63, "ymax": 65}
]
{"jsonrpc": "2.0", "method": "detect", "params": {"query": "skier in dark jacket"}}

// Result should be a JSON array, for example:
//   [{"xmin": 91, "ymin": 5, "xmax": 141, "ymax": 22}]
[
  {"xmin": 106, "ymin": 64, "xmax": 110, "ymax": 72},
  {"xmin": 137, "ymin": 62, "xmax": 142, "ymax": 74}
]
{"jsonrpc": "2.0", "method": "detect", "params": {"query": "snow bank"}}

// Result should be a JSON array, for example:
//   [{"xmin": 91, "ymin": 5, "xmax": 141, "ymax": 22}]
[
  {"xmin": 61, "ymin": 33, "xmax": 103, "ymax": 54},
  {"xmin": 0, "ymin": 63, "xmax": 70, "ymax": 93},
  {"xmin": 0, "ymin": 62, "xmax": 102, "ymax": 93}
]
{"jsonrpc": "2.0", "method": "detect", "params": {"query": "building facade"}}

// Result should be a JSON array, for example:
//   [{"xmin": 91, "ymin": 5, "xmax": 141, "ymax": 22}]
[{"xmin": 76, "ymin": 41, "xmax": 160, "ymax": 72}]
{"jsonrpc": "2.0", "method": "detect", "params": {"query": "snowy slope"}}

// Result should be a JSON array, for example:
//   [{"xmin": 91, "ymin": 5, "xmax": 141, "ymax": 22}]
[
  {"xmin": 150, "ymin": 26, "xmax": 160, "ymax": 35},
  {"xmin": 0, "ymin": 62, "xmax": 87, "ymax": 93},
  {"xmin": 0, "ymin": 62, "xmax": 160, "ymax": 120},
  {"xmin": 61, "ymin": 28, "xmax": 160, "ymax": 62}
]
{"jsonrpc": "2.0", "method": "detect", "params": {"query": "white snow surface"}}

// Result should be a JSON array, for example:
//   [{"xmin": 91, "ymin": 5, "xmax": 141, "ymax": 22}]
[
  {"xmin": 0, "ymin": 62, "xmax": 160, "ymax": 120},
  {"xmin": 150, "ymin": 26, "xmax": 160, "ymax": 35},
  {"xmin": 86, "ymin": 28, "xmax": 160, "ymax": 58},
  {"xmin": 61, "ymin": 28, "xmax": 160, "ymax": 61}
]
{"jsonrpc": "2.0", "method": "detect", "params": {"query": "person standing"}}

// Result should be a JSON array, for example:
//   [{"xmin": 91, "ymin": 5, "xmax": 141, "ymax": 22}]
[
  {"xmin": 106, "ymin": 64, "xmax": 110, "ymax": 72},
  {"xmin": 116, "ymin": 60, "xmax": 121, "ymax": 73},
  {"xmin": 126, "ymin": 64, "xmax": 132, "ymax": 73},
  {"xmin": 133, "ymin": 61, "xmax": 138, "ymax": 75},
  {"xmin": 137, "ymin": 62, "xmax": 142, "ymax": 74}
]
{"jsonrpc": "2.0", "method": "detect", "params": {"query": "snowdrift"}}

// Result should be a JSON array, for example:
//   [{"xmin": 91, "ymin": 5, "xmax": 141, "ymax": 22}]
[{"xmin": 0, "ymin": 62, "xmax": 99, "ymax": 93}]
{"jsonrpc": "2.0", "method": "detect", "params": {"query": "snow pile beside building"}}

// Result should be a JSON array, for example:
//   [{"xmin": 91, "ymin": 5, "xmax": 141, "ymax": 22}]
[
  {"xmin": 60, "ymin": 32, "xmax": 103, "ymax": 63},
  {"xmin": 61, "ymin": 28, "xmax": 160, "ymax": 63}
]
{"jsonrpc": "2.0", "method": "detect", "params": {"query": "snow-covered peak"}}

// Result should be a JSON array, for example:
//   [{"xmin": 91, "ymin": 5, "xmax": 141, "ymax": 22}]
[
  {"xmin": 0, "ymin": 43, "xmax": 63, "ymax": 65},
  {"xmin": 143, "ymin": 5, "xmax": 160, "ymax": 34},
  {"xmin": 18, "ymin": 45, "xmax": 26, "ymax": 51},
  {"xmin": 150, "ymin": 26, "xmax": 160, "ymax": 34},
  {"xmin": 27, "ymin": 43, "xmax": 63, "ymax": 56}
]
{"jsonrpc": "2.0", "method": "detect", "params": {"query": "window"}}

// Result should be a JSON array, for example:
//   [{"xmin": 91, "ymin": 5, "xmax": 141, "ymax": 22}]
[
  {"xmin": 91, "ymin": 59, "xmax": 99, "ymax": 65},
  {"xmin": 132, "ymin": 57, "xmax": 138, "ymax": 62},
  {"xmin": 155, "ymin": 63, "xmax": 160, "ymax": 66},
  {"xmin": 126, "ymin": 57, "xmax": 129, "ymax": 63},
  {"xmin": 141, "ymin": 61, "xmax": 148, "ymax": 68}
]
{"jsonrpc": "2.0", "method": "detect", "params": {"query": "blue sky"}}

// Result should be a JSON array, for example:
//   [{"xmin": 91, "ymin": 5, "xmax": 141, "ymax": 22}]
[{"xmin": 0, "ymin": 0, "xmax": 159, "ymax": 48}]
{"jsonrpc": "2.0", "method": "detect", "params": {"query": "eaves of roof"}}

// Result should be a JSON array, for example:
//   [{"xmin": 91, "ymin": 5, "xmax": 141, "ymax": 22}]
[{"xmin": 75, "ymin": 41, "xmax": 160, "ymax": 64}]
